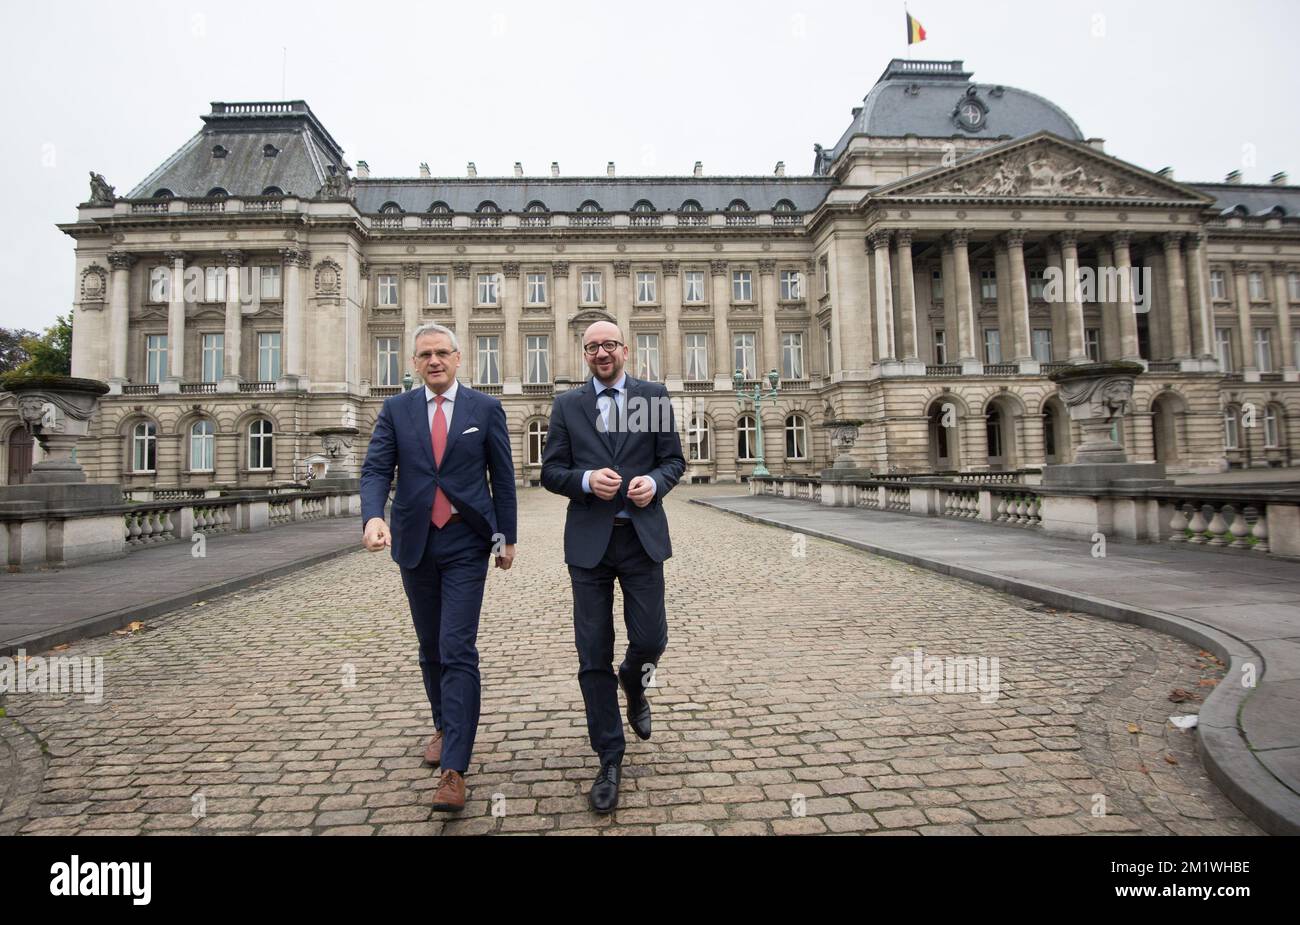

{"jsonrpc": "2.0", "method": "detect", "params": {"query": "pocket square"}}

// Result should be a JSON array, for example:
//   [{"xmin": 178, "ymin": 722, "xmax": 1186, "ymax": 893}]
[{"xmin": 461, "ymin": 426, "xmax": 479, "ymax": 434}]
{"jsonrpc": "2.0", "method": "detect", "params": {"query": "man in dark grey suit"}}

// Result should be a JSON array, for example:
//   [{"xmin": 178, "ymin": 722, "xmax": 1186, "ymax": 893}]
[{"xmin": 541, "ymin": 320, "xmax": 685, "ymax": 813}]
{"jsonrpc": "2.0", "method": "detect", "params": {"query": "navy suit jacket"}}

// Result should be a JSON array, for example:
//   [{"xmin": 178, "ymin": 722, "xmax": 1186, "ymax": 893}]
[
  {"xmin": 541, "ymin": 375, "xmax": 685, "ymax": 569},
  {"xmin": 360, "ymin": 382, "xmax": 518, "ymax": 570}
]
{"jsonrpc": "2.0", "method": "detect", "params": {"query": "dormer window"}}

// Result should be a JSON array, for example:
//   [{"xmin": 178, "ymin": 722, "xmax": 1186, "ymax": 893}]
[
  {"xmin": 578, "ymin": 200, "xmax": 601, "ymax": 213},
  {"xmin": 261, "ymin": 186, "xmax": 283, "ymax": 196},
  {"xmin": 206, "ymin": 187, "xmax": 229, "ymax": 199},
  {"xmin": 212, "ymin": 145, "xmax": 228, "ymax": 159},
  {"xmin": 774, "ymin": 199, "xmax": 796, "ymax": 212},
  {"xmin": 152, "ymin": 189, "xmax": 175, "ymax": 200},
  {"xmin": 263, "ymin": 144, "xmax": 280, "ymax": 158},
  {"xmin": 679, "ymin": 200, "xmax": 702, "ymax": 212},
  {"xmin": 379, "ymin": 201, "xmax": 404, "ymax": 214},
  {"xmin": 632, "ymin": 200, "xmax": 656, "ymax": 213},
  {"xmin": 727, "ymin": 199, "xmax": 750, "ymax": 212},
  {"xmin": 428, "ymin": 201, "xmax": 451, "ymax": 213},
  {"xmin": 477, "ymin": 201, "xmax": 500, "ymax": 213},
  {"xmin": 525, "ymin": 201, "xmax": 548, "ymax": 213}
]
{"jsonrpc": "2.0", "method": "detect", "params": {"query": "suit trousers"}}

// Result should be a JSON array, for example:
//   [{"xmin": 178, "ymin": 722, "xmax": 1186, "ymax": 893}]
[
  {"xmin": 399, "ymin": 518, "xmax": 492, "ymax": 773},
  {"xmin": 568, "ymin": 524, "xmax": 669, "ymax": 766}
]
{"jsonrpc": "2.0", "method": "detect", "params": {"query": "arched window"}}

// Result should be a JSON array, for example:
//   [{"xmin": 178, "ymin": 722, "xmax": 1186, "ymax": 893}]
[
  {"xmin": 262, "ymin": 144, "xmax": 280, "ymax": 158},
  {"xmin": 131, "ymin": 422, "xmax": 156, "ymax": 473},
  {"xmin": 261, "ymin": 186, "xmax": 283, "ymax": 196},
  {"xmin": 379, "ymin": 201, "xmax": 404, "ymax": 214},
  {"xmin": 206, "ymin": 187, "xmax": 229, "ymax": 199},
  {"xmin": 152, "ymin": 188, "xmax": 175, "ymax": 199},
  {"xmin": 785, "ymin": 414, "xmax": 808, "ymax": 460},
  {"xmin": 190, "ymin": 419, "xmax": 215, "ymax": 471},
  {"xmin": 679, "ymin": 200, "xmax": 702, "ymax": 212},
  {"xmin": 727, "ymin": 199, "xmax": 750, "ymax": 212},
  {"xmin": 1224, "ymin": 407, "xmax": 1240, "ymax": 450},
  {"xmin": 212, "ymin": 145, "xmax": 228, "ymax": 159},
  {"xmin": 428, "ymin": 201, "xmax": 451, "ymax": 213},
  {"xmin": 248, "ymin": 418, "xmax": 274, "ymax": 470},
  {"xmin": 774, "ymin": 199, "xmax": 796, "ymax": 212},
  {"xmin": 986, "ymin": 408, "xmax": 1003, "ymax": 459},
  {"xmin": 477, "ymin": 201, "xmax": 500, "ymax": 213},
  {"xmin": 736, "ymin": 414, "xmax": 757, "ymax": 461},
  {"xmin": 687, "ymin": 414, "xmax": 712, "ymax": 462},
  {"xmin": 525, "ymin": 201, "xmax": 548, "ymax": 213},
  {"xmin": 527, "ymin": 420, "xmax": 548, "ymax": 466},
  {"xmin": 577, "ymin": 200, "xmax": 601, "ymax": 213},
  {"xmin": 1043, "ymin": 405, "xmax": 1057, "ymax": 459},
  {"xmin": 632, "ymin": 200, "xmax": 656, "ymax": 213}
]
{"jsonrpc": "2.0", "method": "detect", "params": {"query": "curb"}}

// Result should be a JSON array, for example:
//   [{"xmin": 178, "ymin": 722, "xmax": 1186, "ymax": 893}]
[
  {"xmin": 693, "ymin": 496, "xmax": 1300, "ymax": 836},
  {"xmin": 1, "ymin": 542, "xmax": 361, "ymax": 658}
]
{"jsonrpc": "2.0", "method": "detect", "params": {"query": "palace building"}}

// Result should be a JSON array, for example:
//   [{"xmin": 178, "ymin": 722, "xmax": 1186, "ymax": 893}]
[{"xmin": 7, "ymin": 58, "xmax": 1299, "ymax": 489}]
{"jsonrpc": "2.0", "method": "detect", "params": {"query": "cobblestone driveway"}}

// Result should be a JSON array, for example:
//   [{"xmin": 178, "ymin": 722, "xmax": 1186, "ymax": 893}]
[{"xmin": 0, "ymin": 486, "xmax": 1260, "ymax": 835}]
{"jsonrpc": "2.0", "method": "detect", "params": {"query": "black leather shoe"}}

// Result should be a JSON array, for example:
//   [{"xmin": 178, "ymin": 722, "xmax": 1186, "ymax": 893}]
[
  {"xmin": 619, "ymin": 671, "xmax": 652, "ymax": 741},
  {"xmin": 589, "ymin": 761, "xmax": 621, "ymax": 814}
]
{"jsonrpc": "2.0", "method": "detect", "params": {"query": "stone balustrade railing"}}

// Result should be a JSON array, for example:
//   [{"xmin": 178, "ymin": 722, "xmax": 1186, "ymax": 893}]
[{"xmin": 750, "ymin": 475, "xmax": 1299, "ymax": 559}]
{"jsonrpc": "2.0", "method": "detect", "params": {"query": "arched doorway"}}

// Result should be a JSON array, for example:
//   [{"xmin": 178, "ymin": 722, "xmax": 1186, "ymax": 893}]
[
  {"xmin": 926, "ymin": 398, "xmax": 961, "ymax": 471},
  {"xmin": 7, "ymin": 427, "xmax": 33, "ymax": 485},
  {"xmin": 984, "ymin": 396, "xmax": 1020, "ymax": 470},
  {"xmin": 1042, "ymin": 396, "xmax": 1071, "ymax": 464}
]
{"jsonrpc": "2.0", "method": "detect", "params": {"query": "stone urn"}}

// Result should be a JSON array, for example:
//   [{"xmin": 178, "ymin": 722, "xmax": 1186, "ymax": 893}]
[
  {"xmin": 820, "ymin": 418, "xmax": 870, "ymax": 480},
  {"xmin": 313, "ymin": 426, "xmax": 360, "ymax": 479},
  {"xmin": 2, "ymin": 375, "xmax": 109, "ymax": 483}
]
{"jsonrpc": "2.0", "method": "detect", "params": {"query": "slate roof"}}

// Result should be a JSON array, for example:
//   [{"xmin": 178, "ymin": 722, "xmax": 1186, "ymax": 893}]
[{"xmin": 1190, "ymin": 183, "xmax": 1300, "ymax": 217}]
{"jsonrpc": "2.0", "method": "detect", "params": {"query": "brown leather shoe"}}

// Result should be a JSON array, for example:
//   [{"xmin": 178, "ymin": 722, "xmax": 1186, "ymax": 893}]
[
  {"xmin": 423, "ymin": 730, "xmax": 443, "ymax": 767},
  {"xmin": 431, "ymin": 770, "xmax": 465, "ymax": 812}
]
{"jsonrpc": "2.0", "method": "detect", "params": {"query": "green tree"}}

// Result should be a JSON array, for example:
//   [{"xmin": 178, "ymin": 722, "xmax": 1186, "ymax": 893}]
[
  {"xmin": 8, "ymin": 314, "xmax": 73, "ymax": 379},
  {"xmin": 0, "ymin": 327, "xmax": 37, "ymax": 374}
]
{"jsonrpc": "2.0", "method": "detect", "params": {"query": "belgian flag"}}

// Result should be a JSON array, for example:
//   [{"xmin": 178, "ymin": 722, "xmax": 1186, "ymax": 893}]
[{"xmin": 906, "ymin": 11, "xmax": 927, "ymax": 44}]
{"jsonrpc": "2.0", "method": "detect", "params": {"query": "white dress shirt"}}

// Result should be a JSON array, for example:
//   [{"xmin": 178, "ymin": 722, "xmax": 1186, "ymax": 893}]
[
  {"xmin": 581, "ymin": 373, "xmax": 656, "ymax": 511},
  {"xmin": 424, "ymin": 379, "xmax": 459, "ymax": 513}
]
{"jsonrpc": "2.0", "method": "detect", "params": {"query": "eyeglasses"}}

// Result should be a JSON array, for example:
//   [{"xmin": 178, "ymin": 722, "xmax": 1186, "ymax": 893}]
[
  {"xmin": 583, "ymin": 340, "xmax": 623, "ymax": 356},
  {"xmin": 415, "ymin": 349, "xmax": 458, "ymax": 362}
]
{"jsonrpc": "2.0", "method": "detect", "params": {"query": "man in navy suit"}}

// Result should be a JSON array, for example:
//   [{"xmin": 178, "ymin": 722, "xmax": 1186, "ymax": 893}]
[
  {"xmin": 542, "ymin": 320, "xmax": 685, "ymax": 813},
  {"xmin": 360, "ymin": 322, "xmax": 517, "ymax": 813}
]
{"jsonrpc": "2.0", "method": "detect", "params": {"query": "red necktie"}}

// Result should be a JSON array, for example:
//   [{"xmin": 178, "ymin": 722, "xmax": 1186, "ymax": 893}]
[{"xmin": 430, "ymin": 395, "xmax": 453, "ymax": 527}]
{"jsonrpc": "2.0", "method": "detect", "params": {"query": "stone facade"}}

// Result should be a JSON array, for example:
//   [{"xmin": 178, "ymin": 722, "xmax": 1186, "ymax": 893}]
[{"xmin": 7, "ymin": 59, "xmax": 1298, "ymax": 489}]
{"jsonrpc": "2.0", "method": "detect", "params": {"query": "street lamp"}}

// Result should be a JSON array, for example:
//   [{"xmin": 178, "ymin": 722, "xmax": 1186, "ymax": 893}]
[
  {"xmin": 402, "ymin": 371, "xmax": 414, "ymax": 392},
  {"xmin": 735, "ymin": 367, "xmax": 780, "ymax": 477}
]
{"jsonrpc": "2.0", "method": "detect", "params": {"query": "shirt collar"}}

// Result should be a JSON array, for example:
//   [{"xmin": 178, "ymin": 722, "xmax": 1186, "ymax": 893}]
[
  {"xmin": 424, "ymin": 379, "xmax": 459, "ymax": 404},
  {"xmin": 595, "ymin": 373, "xmax": 627, "ymax": 395}
]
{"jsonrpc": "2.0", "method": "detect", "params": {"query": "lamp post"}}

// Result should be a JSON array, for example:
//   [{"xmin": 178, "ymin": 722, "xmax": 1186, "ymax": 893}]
[
  {"xmin": 402, "ymin": 371, "xmax": 414, "ymax": 392},
  {"xmin": 734, "ymin": 367, "xmax": 780, "ymax": 477}
]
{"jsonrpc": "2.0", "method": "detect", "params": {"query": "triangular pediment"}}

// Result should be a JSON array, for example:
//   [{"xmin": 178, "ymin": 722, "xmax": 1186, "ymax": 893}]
[{"xmin": 871, "ymin": 132, "xmax": 1215, "ymax": 204}]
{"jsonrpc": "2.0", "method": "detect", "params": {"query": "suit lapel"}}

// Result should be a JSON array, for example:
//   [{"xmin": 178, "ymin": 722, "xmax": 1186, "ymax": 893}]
[
  {"xmin": 439, "ymin": 381, "xmax": 474, "ymax": 466},
  {"xmin": 610, "ymin": 376, "xmax": 638, "ymax": 461},
  {"xmin": 407, "ymin": 386, "xmax": 436, "ymax": 469},
  {"xmin": 579, "ymin": 378, "xmax": 605, "ymax": 456}
]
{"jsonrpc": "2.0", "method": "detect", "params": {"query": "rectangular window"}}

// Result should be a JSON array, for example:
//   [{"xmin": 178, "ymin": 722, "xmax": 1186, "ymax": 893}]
[
  {"xmin": 780, "ymin": 270, "xmax": 802, "ymax": 301},
  {"xmin": 1264, "ymin": 408, "xmax": 1279, "ymax": 449},
  {"xmin": 684, "ymin": 271, "xmax": 705, "ymax": 303},
  {"xmin": 201, "ymin": 333, "xmax": 224, "ymax": 383},
  {"xmin": 780, "ymin": 332, "xmax": 804, "ymax": 379},
  {"xmin": 983, "ymin": 328, "xmax": 1002, "ymax": 365},
  {"xmin": 427, "ymin": 273, "xmax": 449, "ymax": 306},
  {"xmin": 1249, "ymin": 271, "xmax": 1267, "ymax": 301},
  {"xmin": 732, "ymin": 270, "xmax": 752, "ymax": 303},
  {"xmin": 1255, "ymin": 328, "xmax": 1273, "ymax": 371},
  {"xmin": 581, "ymin": 271, "xmax": 602, "ymax": 304},
  {"xmin": 525, "ymin": 335, "xmax": 550, "ymax": 384},
  {"xmin": 476, "ymin": 335, "xmax": 500, "ymax": 384},
  {"xmin": 259, "ymin": 266, "xmax": 281, "ymax": 300},
  {"xmin": 1210, "ymin": 269, "xmax": 1227, "ymax": 301},
  {"xmin": 685, "ymin": 333, "xmax": 708, "ymax": 381},
  {"xmin": 204, "ymin": 266, "xmax": 226, "ymax": 302},
  {"xmin": 822, "ymin": 324, "xmax": 833, "ymax": 374},
  {"xmin": 477, "ymin": 273, "xmax": 499, "ymax": 305},
  {"xmin": 1224, "ymin": 411, "xmax": 1239, "ymax": 450},
  {"xmin": 146, "ymin": 335, "xmax": 168, "ymax": 384},
  {"xmin": 1215, "ymin": 327, "xmax": 1234, "ymax": 373},
  {"xmin": 820, "ymin": 257, "xmax": 830, "ymax": 296},
  {"xmin": 1031, "ymin": 328, "xmax": 1053, "ymax": 363},
  {"xmin": 1289, "ymin": 271, "xmax": 1300, "ymax": 302},
  {"xmin": 931, "ymin": 269, "xmax": 944, "ymax": 301},
  {"xmin": 1085, "ymin": 328, "xmax": 1101, "ymax": 362},
  {"xmin": 933, "ymin": 330, "xmax": 947, "ymax": 365},
  {"xmin": 733, "ymin": 332, "xmax": 757, "ymax": 379},
  {"xmin": 378, "ymin": 274, "xmax": 399, "ymax": 306},
  {"xmin": 980, "ymin": 269, "xmax": 997, "ymax": 301},
  {"xmin": 635, "ymin": 333, "xmax": 660, "ymax": 380},
  {"xmin": 526, "ymin": 272, "xmax": 547, "ymax": 305},
  {"xmin": 149, "ymin": 267, "xmax": 169, "ymax": 302},
  {"xmin": 636, "ymin": 272, "xmax": 657, "ymax": 304},
  {"xmin": 1028, "ymin": 269, "xmax": 1046, "ymax": 301},
  {"xmin": 376, "ymin": 337, "xmax": 400, "ymax": 387},
  {"xmin": 258, "ymin": 332, "xmax": 282, "ymax": 381}
]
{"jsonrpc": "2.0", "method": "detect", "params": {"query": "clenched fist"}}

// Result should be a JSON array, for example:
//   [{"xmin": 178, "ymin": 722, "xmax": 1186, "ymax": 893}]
[{"xmin": 363, "ymin": 517, "xmax": 391, "ymax": 551}]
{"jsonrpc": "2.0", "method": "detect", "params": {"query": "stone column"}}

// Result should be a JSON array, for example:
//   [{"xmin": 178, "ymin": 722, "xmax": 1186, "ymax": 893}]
[
  {"xmin": 949, "ymin": 230, "xmax": 980, "ymax": 373},
  {"xmin": 219, "ymin": 250, "xmax": 244, "ymax": 392},
  {"xmin": 106, "ymin": 251, "xmax": 135, "ymax": 391},
  {"xmin": 1005, "ymin": 229, "xmax": 1035, "ymax": 371},
  {"xmin": 895, "ymin": 230, "xmax": 922, "ymax": 372},
  {"xmin": 1111, "ymin": 232, "xmax": 1142, "ymax": 362},
  {"xmin": 1185, "ymin": 232, "xmax": 1214, "ymax": 363},
  {"xmin": 994, "ymin": 241, "xmax": 1011, "ymax": 363},
  {"xmin": 502, "ymin": 262, "xmax": 522, "ymax": 393},
  {"xmin": 1232, "ymin": 261, "xmax": 1257, "ymax": 380},
  {"xmin": 940, "ymin": 239, "xmax": 958, "ymax": 365},
  {"xmin": 402, "ymin": 262, "xmax": 421, "ymax": 362},
  {"xmin": 1273, "ymin": 263, "xmax": 1297, "ymax": 380},
  {"xmin": 613, "ymin": 261, "xmax": 632, "ymax": 343},
  {"xmin": 1057, "ymin": 233, "xmax": 1087, "ymax": 363},
  {"xmin": 552, "ymin": 261, "xmax": 571, "ymax": 385},
  {"xmin": 279, "ymin": 247, "xmax": 309, "ymax": 388},
  {"xmin": 869, "ymin": 231, "xmax": 896, "ymax": 372},
  {"xmin": 1161, "ymin": 233, "xmax": 1192, "ymax": 364},
  {"xmin": 758, "ymin": 259, "xmax": 779, "ymax": 379},
  {"xmin": 1095, "ymin": 243, "xmax": 1118, "ymax": 361},
  {"xmin": 663, "ymin": 260, "xmax": 683, "ymax": 389},
  {"xmin": 452, "ymin": 262, "xmax": 471, "ymax": 368},
  {"xmin": 710, "ymin": 260, "xmax": 732, "ymax": 389},
  {"xmin": 161, "ymin": 250, "xmax": 186, "ymax": 393}
]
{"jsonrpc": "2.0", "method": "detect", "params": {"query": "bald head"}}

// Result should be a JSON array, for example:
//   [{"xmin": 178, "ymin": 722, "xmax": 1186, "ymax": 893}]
[{"xmin": 582, "ymin": 320, "xmax": 628, "ymax": 386}]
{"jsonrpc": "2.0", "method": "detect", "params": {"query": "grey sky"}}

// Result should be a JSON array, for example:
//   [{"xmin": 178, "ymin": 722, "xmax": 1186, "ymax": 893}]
[{"xmin": 1, "ymin": 0, "xmax": 1296, "ymax": 331}]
